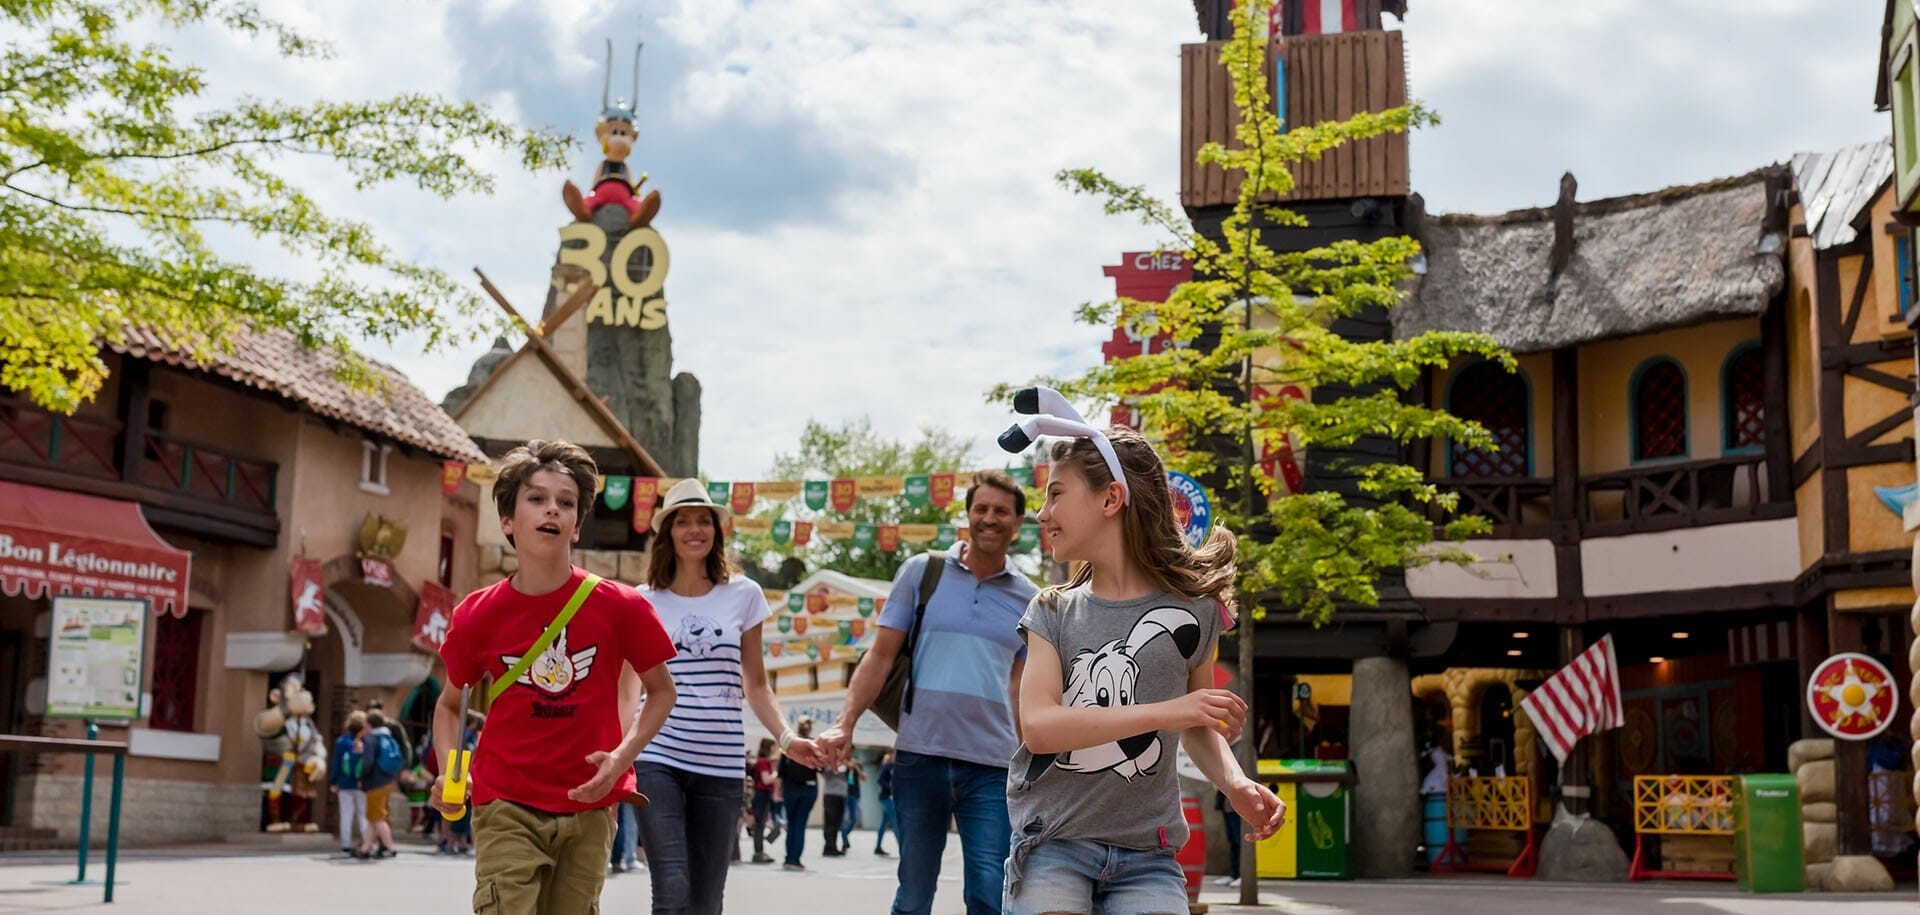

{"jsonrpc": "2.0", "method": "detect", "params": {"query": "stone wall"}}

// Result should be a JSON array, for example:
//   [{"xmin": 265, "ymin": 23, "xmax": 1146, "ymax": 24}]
[
  {"xmin": 475, "ymin": 543, "xmax": 648, "ymax": 587},
  {"xmin": 18, "ymin": 774, "xmax": 259, "ymax": 845}
]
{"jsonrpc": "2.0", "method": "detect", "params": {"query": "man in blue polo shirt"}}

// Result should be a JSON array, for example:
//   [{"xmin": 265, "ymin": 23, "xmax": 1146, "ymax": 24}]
[{"xmin": 817, "ymin": 470, "xmax": 1034, "ymax": 915}]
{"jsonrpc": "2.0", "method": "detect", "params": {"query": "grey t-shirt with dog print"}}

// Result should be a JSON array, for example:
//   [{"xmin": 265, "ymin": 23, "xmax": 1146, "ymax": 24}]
[{"xmin": 1006, "ymin": 585, "xmax": 1225, "ymax": 870}]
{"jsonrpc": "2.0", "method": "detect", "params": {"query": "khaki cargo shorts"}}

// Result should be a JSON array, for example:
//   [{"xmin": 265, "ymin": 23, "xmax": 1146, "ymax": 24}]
[{"xmin": 471, "ymin": 801, "xmax": 615, "ymax": 915}]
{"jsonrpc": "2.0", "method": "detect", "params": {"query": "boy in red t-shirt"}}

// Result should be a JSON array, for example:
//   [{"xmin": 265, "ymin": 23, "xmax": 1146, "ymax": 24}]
[{"xmin": 430, "ymin": 440, "xmax": 677, "ymax": 913}]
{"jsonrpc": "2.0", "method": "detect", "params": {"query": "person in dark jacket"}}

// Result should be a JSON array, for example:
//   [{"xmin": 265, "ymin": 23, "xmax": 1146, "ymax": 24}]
[
  {"xmin": 778, "ymin": 718, "xmax": 819, "ymax": 870},
  {"xmin": 328, "ymin": 711, "xmax": 369, "ymax": 858}
]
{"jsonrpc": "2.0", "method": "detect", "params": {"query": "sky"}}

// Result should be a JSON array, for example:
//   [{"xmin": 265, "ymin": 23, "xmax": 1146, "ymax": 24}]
[{"xmin": 182, "ymin": 0, "xmax": 1887, "ymax": 481}]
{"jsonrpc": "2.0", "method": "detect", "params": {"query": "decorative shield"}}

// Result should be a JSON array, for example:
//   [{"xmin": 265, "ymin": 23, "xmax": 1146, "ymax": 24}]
[
  {"xmin": 794, "ymin": 521, "xmax": 814, "ymax": 547},
  {"xmin": 877, "ymin": 525, "xmax": 900, "ymax": 552},
  {"xmin": 603, "ymin": 475, "xmax": 632, "ymax": 510},
  {"xmin": 854, "ymin": 523, "xmax": 876, "ymax": 549},
  {"xmin": 930, "ymin": 473, "xmax": 955, "ymax": 508},
  {"xmin": 772, "ymin": 519, "xmax": 793, "ymax": 544},
  {"xmin": 707, "ymin": 480, "xmax": 731, "ymax": 504},
  {"xmin": 904, "ymin": 474, "xmax": 930, "ymax": 506},
  {"xmin": 831, "ymin": 479, "xmax": 857, "ymax": 513},
  {"xmin": 731, "ymin": 482, "xmax": 756, "ymax": 515},
  {"xmin": 1806, "ymin": 653, "xmax": 1899, "ymax": 740},
  {"xmin": 805, "ymin": 480, "xmax": 829, "ymax": 510}
]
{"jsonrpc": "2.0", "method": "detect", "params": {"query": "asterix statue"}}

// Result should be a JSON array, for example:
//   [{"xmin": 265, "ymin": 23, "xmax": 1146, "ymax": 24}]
[
  {"xmin": 562, "ymin": 41, "xmax": 662, "ymax": 229},
  {"xmin": 254, "ymin": 673, "xmax": 328, "ymax": 833}
]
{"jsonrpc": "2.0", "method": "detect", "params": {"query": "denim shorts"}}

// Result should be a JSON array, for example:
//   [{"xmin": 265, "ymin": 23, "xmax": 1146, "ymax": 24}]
[{"xmin": 1003, "ymin": 836, "xmax": 1186, "ymax": 915}]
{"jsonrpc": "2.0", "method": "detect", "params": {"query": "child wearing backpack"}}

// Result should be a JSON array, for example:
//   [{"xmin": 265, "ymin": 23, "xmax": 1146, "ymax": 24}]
[
  {"xmin": 431, "ymin": 440, "xmax": 678, "ymax": 914},
  {"xmin": 360, "ymin": 709, "xmax": 406, "ymax": 859},
  {"xmin": 329, "ymin": 711, "xmax": 370, "ymax": 858},
  {"xmin": 997, "ymin": 392, "xmax": 1286, "ymax": 913}
]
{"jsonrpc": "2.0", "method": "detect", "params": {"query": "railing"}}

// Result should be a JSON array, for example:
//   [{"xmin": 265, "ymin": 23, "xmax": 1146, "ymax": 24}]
[
  {"xmin": 1580, "ymin": 453, "xmax": 1781, "ymax": 536},
  {"xmin": 1179, "ymin": 31, "xmax": 1409, "ymax": 209},
  {"xmin": 1430, "ymin": 477, "xmax": 1554, "ymax": 534},
  {"xmin": 0, "ymin": 395, "xmax": 121, "ymax": 481},
  {"xmin": 0, "ymin": 733, "xmax": 128, "ymax": 903},
  {"xmin": 140, "ymin": 432, "xmax": 276, "ymax": 513},
  {"xmin": 1432, "ymin": 776, "xmax": 1538, "ymax": 878},
  {"xmin": 1629, "ymin": 775, "xmax": 1735, "ymax": 882}
]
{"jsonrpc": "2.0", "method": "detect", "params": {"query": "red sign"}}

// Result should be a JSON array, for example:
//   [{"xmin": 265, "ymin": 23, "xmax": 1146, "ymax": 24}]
[
  {"xmin": 830, "ymin": 479, "xmax": 856, "ymax": 513},
  {"xmin": 0, "ymin": 481, "xmax": 193, "ymax": 617},
  {"xmin": 929, "ymin": 473, "xmax": 955, "ymax": 508},
  {"xmin": 877, "ymin": 525, "xmax": 900, "ymax": 552},
  {"xmin": 413, "ymin": 581, "xmax": 456, "ymax": 651},
  {"xmin": 1034, "ymin": 463, "xmax": 1050, "ymax": 492},
  {"xmin": 440, "ymin": 462, "xmax": 466, "ymax": 495},
  {"xmin": 1255, "ymin": 384, "xmax": 1308, "ymax": 495},
  {"xmin": 792, "ymin": 616, "xmax": 809, "ymax": 635},
  {"xmin": 731, "ymin": 482, "xmax": 756, "ymax": 515},
  {"xmin": 806, "ymin": 587, "xmax": 829, "ymax": 614},
  {"xmin": 1101, "ymin": 252, "xmax": 1195, "ymax": 430},
  {"xmin": 793, "ymin": 521, "xmax": 813, "ymax": 547},
  {"xmin": 1806, "ymin": 653, "xmax": 1899, "ymax": 740},
  {"xmin": 359, "ymin": 556, "xmax": 393, "ymax": 587},
  {"xmin": 290, "ymin": 557, "xmax": 326, "ymax": 634}
]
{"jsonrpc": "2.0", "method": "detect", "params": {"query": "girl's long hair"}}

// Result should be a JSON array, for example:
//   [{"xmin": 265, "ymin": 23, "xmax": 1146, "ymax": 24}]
[{"xmin": 1040, "ymin": 427, "xmax": 1237, "ymax": 614}]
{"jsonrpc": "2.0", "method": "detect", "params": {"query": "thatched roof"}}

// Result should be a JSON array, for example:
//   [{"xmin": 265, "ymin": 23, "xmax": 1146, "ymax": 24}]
[{"xmin": 1395, "ymin": 169, "xmax": 1787, "ymax": 354}]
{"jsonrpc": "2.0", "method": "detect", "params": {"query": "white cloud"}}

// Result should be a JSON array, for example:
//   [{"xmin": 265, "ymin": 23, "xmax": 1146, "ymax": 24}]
[{"xmin": 166, "ymin": 0, "xmax": 1887, "ymax": 483}]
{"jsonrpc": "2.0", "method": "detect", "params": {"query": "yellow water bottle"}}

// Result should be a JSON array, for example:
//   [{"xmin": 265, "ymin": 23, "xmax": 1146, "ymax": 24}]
[{"xmin": 442, "ymin": 746, "xmax": 471, "ymax": 820}]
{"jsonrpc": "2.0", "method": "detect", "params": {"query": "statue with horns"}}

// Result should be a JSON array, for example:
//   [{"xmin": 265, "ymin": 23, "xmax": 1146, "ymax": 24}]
[{"xmin": 562, "ymin": 41, "xmax": 662, "ymax": 229}]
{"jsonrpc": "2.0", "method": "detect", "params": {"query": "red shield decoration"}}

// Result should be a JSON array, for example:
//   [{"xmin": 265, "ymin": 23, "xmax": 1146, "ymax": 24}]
[
  {"xmin": 806, "ymin": 587, "xmax": 829, "ymax": 614},
  {"xmin": 930, "ymin": 473, "xmax": 955, "ymax": 508},
  {"xmin": 440, "ymin": 462, "xmax": 466, "ymax": 495},
  {"xmin": 413, "ymin": 581, "xmax": 456, "ymax": 651},
  {"xmin": 290, "ymin": 558, "xmax": 326, "ymax": 634},
  {"xmin": 792, "ymin": 616, "xmax": 809, "ymax": 636},
  {"xmin": 877, "ymin": 525, "xmax": 900, "ymax": 552},
  {"xmin": 831, "ymin": 479, "xmax": 856, "ymax": 513},
  {"xmin": 731, "ymin": 482, "xmax": 756, "ymax": 515},
  {"xmin": 1806, "ymin": 653, "xmax": 1899, "ymax": 740},
  {"xmin": 793, "ymin": 521, "xmax": 813, "ymax": 547},
  {"xmin": 359, "ymin": 556, "xmax": 393, "ymax": 587}
]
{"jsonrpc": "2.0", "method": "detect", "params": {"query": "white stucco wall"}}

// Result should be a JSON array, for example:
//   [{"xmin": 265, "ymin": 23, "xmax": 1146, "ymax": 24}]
[
  {"xmin": 1580, "ymin": 517, "xmax": 1798, "ymax": 596},
  {"xmin": 1405, "ymin": 539, "xmax": 1558, "ymax": 599}
]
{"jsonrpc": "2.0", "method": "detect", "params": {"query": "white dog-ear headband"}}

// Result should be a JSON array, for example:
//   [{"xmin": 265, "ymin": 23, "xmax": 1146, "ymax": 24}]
[{"xmin": 997, "ymin": 386, "xmax": 1131, "ymax": 505}]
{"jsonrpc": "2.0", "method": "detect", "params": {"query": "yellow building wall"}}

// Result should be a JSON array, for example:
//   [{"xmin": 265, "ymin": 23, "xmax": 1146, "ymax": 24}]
[
  {"xmin": 1848, "ymin": 463, "xmax": 1919, "ymax": 557},
  {"xmin": 1835, "ymin": 586, "xmax": 1915, "ymax": 611},
  {"xmin": 1575, "ymin": 319, "xmax": 1763, "ymax": 475},
  {"xmin": 1430, "ymin": 352, "xmax": 1555, "ymax": 476},
  {"xmin": 1795, "ymin": 478, "xmax": 1823, "ymax": 571}
]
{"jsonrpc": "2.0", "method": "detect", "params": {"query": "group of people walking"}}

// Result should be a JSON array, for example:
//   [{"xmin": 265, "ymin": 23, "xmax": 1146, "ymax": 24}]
[
  {"xmin": 430, "ymin": 400, "xmax": 1286, "ymax": 914},
  {"xmin": 327, "ymin": 706, "xmax": 409, "ymax": 860}
]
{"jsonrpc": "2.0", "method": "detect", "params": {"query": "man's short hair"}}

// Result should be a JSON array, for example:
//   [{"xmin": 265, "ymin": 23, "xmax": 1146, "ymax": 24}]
[
  {"xmin": 493, "ymin": 440, "xmax": 600, "ymax": 546},
  {"xmin": 966, "ymin": 469, "xmax": 1026, "ymax": 516}
]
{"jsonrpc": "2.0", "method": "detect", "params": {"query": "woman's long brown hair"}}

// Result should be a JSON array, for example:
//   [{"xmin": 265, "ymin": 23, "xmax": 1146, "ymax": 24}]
[
  {"xmin": 647, "ymin": 506, "xmax": 741, "ymax": 590},
  {"xmin": 1040, "ymin": 427, "xmax": 1237, "ymax": 613}
]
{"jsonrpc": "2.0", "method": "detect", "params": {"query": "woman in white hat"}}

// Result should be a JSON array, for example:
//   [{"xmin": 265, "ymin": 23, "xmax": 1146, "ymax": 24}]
[{"xmin": 631, "ymin": 478, "xmax": 822, "ymax": 913}]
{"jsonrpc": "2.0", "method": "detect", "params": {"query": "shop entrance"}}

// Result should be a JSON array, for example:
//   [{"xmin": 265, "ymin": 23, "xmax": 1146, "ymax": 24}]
[{"xmin": 0, "ymin": 630, "xmax": 22, "ymax": 826}]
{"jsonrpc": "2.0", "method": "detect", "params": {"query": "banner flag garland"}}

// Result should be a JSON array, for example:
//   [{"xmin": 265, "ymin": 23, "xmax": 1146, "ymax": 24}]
[{"xmin": 603, "ymin": 475, "xmax": 632, "ymax": 510}]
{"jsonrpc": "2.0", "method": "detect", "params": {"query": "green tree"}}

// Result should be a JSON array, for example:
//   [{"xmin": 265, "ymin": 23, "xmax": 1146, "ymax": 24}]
[
  {"xmin": 1005, "ymin": 0, "xmax": 1509, "ymax": 625},
  {"xmin": 0, "ymin": 0, "xmax": 573, "ymax": 412},
  {"xmin": 733, "ymin": 418, "xmax": 976, "ymax": 584}
]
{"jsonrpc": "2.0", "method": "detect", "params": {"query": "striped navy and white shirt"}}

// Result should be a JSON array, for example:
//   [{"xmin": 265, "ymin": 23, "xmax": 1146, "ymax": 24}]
[{"xmin": 636, "ymin": 577, "xmax": 769, "ymax": 779}]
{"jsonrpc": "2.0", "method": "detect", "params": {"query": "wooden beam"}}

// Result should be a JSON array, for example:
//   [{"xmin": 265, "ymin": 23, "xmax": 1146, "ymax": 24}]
[
  {"xmin": 1829, "ymin": 611, "xmax": 1872, "ymax": 855},
  {"xmin": 1792, "ymin": 444, "xmax": 1821, "ymax": 487},
  {"xmin": 1841, "ymin": 243, "xmax": 1875, "ymax": 340},
  {"xmin": 1821, "ymin": 339, "xmax": 1916, "ymax": 369},
  {"xmin": 1583, "ymin": 582, "xmax": 1794, "ymax": 620},
  {"xmin": 1816, "ymin": 257, "xmax": 1850, "ymax": 556},
  {"xmin": 1842, "ymin": 407, "xmax": 1913, "ymax": 452},
  {"xmin": 1830, "ymin": 440, "xmax": 1914, "ymax": 470},
  {"xmin": 1761, "ymin": 296, "xmax": 1793, "ymax": 503},
  {"xmin": 1844, "ymin": 363, "xmax": 1915, "ymax": 395},
  {"xmin": 115, "ymin": 358, "xmax": 151, "ymax": 487},
  {"xmin": 538, "ymin": 279, "xmax": 599, "ymax": 340}
]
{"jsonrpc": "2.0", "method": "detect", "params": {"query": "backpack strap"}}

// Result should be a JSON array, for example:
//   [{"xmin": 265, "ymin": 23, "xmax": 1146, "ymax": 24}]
[
  {"xmin": 487, "ymin": 573, "xmax": 602, "ymax": 704},
  {"xmin": 900, "ymin": 554, "xmax": 946, "ymax": 717}
]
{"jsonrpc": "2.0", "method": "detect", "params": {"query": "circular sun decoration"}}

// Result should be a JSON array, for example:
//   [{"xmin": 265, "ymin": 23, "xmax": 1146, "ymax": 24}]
[{"xmin": 1804, "ymin": 652, "xmax": 1899, "ymax": 741}]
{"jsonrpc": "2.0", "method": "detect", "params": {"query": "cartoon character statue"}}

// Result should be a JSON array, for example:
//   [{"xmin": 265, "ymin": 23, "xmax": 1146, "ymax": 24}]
[
  {"xmin": 562, "ymin": 41, "xmax": 662, "ymax": 229},
  {"xmin": 254, "ymin": 672, "xmax": 328, "ymax": 833}
]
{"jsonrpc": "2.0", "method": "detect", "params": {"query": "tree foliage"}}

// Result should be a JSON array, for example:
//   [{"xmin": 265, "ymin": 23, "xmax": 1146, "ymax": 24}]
[
  {"xmin": 0, "ymin": 0, "xmax": 573, "ymax": 412},
  {"xmin": 733, "ymin": 418, "xmax": 976, "ymax": 585},
  {"xmin": 1000, "ymin": 0, "xmax": 1510, "ymax": 624}
]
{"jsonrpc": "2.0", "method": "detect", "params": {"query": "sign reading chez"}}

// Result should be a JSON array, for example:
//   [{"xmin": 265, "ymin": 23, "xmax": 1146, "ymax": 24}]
[{"xmin": 556, "ymin": 221, "xmax": 672, "ymax": 331}]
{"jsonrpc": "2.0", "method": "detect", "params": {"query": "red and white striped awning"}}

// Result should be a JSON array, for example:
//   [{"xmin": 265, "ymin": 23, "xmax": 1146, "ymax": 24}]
[
  {"xmin": 0, "ymin": 480, "xmax": 192, "ymax": 616},
  {"xmin": 1728, "ymin": 619, "xmax": 1796, "ymax": 667}
]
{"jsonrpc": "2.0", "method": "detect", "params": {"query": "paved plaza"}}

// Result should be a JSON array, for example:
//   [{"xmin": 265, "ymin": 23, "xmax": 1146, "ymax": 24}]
[{"xmin": 0, "ymin": 832, "xmax": 1912, "ymax": 914}]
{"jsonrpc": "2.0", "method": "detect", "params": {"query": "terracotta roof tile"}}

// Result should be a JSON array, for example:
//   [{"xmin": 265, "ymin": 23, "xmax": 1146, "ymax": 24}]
[{"xmin": 111, "ymin": 327, "xmax": 486, "ymax": 464}]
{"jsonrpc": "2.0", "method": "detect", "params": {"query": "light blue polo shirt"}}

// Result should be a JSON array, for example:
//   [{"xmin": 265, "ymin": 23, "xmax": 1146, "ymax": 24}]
[{"xmin": 878, "ymin": 544, "xmax": 1035, "ymax": 768}]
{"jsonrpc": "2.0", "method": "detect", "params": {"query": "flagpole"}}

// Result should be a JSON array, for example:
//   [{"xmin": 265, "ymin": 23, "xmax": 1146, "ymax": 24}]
[{"xmin": 1558, "ymin": 626, "xmax": 1590, "ymax": 817}]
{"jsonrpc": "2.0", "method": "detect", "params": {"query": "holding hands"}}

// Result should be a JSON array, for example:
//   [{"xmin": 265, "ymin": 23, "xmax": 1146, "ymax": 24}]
[{"xmin": 814, "ymin": 724, "xmax": 851, "ymax": 769}]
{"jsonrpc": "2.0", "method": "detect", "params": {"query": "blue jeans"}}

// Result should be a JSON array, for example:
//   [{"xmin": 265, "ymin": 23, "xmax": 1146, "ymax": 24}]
[
  {"xmin": 1004, "ymin": 837, "xmax": 1186, "ymax": 915},
  {"xmin": 890, "ymin": 750, "xmax": 1010, "ymax": 915},
  {"xmin": 874, "ymin": 797, "xmax": 897, "ymax": 851},
  {"xmin": 610, "ymin": 801, "xmax": 637, "ymax": 866},
  {"xmin": 633, "ymin": 762, "xmax": 744, "ymax": 915},
  {"xmin": 782, "ymin": 783, "xmax": 817, "ymax": 865}
]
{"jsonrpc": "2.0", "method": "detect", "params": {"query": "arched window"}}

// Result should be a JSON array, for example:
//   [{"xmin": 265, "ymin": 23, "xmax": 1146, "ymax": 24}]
[
  {"xmin": 1632, "ymin": 358, "xmax": 1689, "ymax": 461},
  {"xmin": 1447, "ymin": 361, "xmax": 1531, "ymax": 477},
  {"xmin": 1721, "ymin": 344, "xmax": 1764, "ymax": 452}
]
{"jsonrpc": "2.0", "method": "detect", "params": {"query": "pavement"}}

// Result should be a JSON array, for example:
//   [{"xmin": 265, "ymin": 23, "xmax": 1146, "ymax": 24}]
[{"xmin": 0, "ymin": 831, "xmax": 1912, "ymax": 913}]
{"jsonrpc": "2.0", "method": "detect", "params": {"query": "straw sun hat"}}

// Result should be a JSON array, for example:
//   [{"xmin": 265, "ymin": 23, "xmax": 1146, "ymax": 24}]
[{"xmin": 653, "ymin": 478, "xmax": 732, "ymax": 530}]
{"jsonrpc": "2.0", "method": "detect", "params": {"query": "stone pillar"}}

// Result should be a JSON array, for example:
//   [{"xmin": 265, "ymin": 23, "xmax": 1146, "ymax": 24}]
[{"xmin": 1350, "ymin": 656, "xmax": 1419, "ymax": 878}]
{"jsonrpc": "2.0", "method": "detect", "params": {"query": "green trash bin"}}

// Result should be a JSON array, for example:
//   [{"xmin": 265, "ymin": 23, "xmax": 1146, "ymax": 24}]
[
  {"xmin": 1733, "ymin": 774, "xmax": 1804, "ymax": 893},
  {"xmin": 1284, "ymin": 759, "xmax": 1352, "ymax": 880}
]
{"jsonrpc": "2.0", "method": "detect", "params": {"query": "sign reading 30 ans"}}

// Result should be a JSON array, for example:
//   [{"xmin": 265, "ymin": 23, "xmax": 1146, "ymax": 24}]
[{"xmin": 47, "ymin": 595, "xmax": 150, "ymax": 721}]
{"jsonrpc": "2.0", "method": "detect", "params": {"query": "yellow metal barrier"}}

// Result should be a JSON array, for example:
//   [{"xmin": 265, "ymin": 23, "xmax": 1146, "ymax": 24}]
[
  {"xmin": 1433, "ymin": 776, "xmax": 1536, "ymax": 877},
  {"xmin": 1629, "ymin": 775, "xmax": 1734, "ymax": 881}
]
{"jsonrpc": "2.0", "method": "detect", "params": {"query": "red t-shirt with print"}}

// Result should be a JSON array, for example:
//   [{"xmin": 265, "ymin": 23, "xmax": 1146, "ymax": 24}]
[{"xmin": 440, "ymin": 566, "xmax": 675, "ymax": 814}]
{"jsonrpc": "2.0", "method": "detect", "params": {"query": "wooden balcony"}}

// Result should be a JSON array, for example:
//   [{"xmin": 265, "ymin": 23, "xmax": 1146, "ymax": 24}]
[
  {"xmin": 1429, "ymin": 454, "xmax": 1790, "ymax": 540},
  {"xmin": 1430, "ymin": 476, "xmax": 1555, "ymax": 538},
  {"xmin": 0, "ymin": 393, "xmax": 279, "ymax": 546},
  {"xmin": 1180, "ymin": 30, "xmax": 1409, "ymax": 209}
]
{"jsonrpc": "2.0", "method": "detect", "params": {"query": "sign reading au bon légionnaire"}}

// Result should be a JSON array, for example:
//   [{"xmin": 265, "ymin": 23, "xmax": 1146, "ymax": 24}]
[
  {"xmin": 556, "ymin": 221, "xmax": 672, "ymax": 331},
  {"xmin": 47, "ymin": 595, "xmax": 149, "ymax": 720}
]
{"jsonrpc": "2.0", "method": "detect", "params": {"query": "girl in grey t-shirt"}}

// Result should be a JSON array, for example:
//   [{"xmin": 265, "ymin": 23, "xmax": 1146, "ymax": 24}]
[{"xmin": 1000, "ymin": 423, "xmax": 1287, "ymax": 914}]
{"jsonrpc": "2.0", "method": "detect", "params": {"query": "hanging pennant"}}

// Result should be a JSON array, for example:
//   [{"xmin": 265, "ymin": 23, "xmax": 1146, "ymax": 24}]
[
  {"xmin": 793, "ymin": 616, "xmax": 810, "ymax": 635},
  {"xmin": 831, "ymin": 478, "xmax": 857, "ymax": 512},
  {"xmin": 854, "ymin": 523, "xmax": 877, "ymax": 549},
  {"xmin": 805, "ymin": 480, "xmax": 830, "ymax": 510},
  {"xmin": 904, "ymin": 474, "xmax": 931, "ymax": 506},
  {"xmin": 851, "ymin": 619, "xmax": 867, "ymax": 639},
  {"xmin": 707, "ymin": 480, "xmax": 731, "ymax": 504},
  {"xmin": 603, "ymin": 475, "xmax": 632, "ymax": 510},
  {"xmin": 778, "ymin": 615, "xmax": 793, "ymax": 633},
  {"xmin": 1009, "ymin": 465, "xmax": 1034, "ymax": 487},
  {"xmin": 1034, "ymin": 463, "xmax": 1050, "ymax": 491},
  {"xmin": 930, "ymin": 473, "xmax": 955, "ymax": 508},
  {"xmin": 807, "ymin": 642, "xmax": 821, "ymax": 661},
  {"xmin": 632, "ymin": 477, "xmax": 660, "ymax": 508},
  {"xmin": 815, "ymin": 520, "xmax": 855, "ymax": 540},
  {"xmin": 731, "ymin": 482, "xmax": 756, "ymax": 515},
  {"xmin": 772, "ymin": 519, "xmax": 793, "ymax": 544},
  {"xmin": 806, "ymin": 589, "xmax": 829, "ymax": 614},
  {"xmin": 898, "ymin": 523, "xmax": 937, "ymax": 543},
  {"xmin": 877, "ymin": 524, "xmax": 900, "ymax": 552},
  {"xmin": 733, "ymin": 517, "xmax": 773, "ymax": 535},
  {"xmin": 769, "ymin": 641, "xmax": 784, "ymax": 657},
  {"xmin": 787, "ymin": 592, "xmax": 805, "ymax": 613},
  {"xmin": 441, "ymin": 462, "xmax": 467, "ymax": 495},
  {"xmin": 758, "ymin": 480, "xmax": 803, "ymax": 501},
  {"xmin": 1016, "ymin": 524, "xmax": 1040, "ymax": 552},
  {"xmin": 632, "ymin": 502, "xmax": 656, "ymax": 534},
  {"xmin": 838, "ymin": 620, "xmax": 853, "ymax": 640},
  {"xmin": 858, "ymin": 597, "xmax": 875, "ymax": 617},
  {"xmin": 793, "ymin": 520, "xmax": 814, "ymax": 547},
  {"xmin": 857, "ymin": 476, "xmax": 906, "ymax": 499},
  {"xmin": 934, "ymin": 524, "xmax": 957, "ymax": 549},
  {"xmin": 762, "ymin": 641, "xmax": 770, "ymax": 656}
]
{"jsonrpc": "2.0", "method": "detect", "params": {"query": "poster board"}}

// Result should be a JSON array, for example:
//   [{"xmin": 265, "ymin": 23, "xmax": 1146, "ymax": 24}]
[{"xmin": 46, "ymin": 596, "xmax": 149, "ymax": 720}]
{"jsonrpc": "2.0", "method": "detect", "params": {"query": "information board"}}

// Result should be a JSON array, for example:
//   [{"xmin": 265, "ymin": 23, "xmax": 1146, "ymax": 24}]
[{"xmin": 46, "ymin": 595, "xmax": 149, "ymax": 720}]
